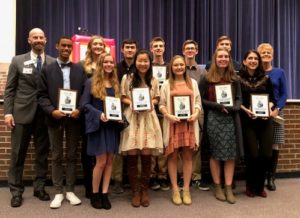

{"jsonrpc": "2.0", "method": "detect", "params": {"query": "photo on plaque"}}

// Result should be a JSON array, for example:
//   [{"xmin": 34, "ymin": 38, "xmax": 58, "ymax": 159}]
[
  {"xmin": 58, "ymin": 89, "xmax": 77, "ymax": 114},
  {"xmin": 104, "ymin": 96, "xmax": 122, "ymax": 121},
  {"xmin": 152, "ymin": 65, "xmax": 167, "ymax": 86},
  {"xmin": 215, "ymin": 84, "xmax": 233, "ymax": 106},
  {"xmin": 131, "ymin": 87, "xmax": 151, "ymax": 111},
  {"xmin": 173, "ymin": 96, "xmax": 191, "ymax": 119},
  {"xmin": 251, "ymin": 94, "xmax": 270, "ymax": 117}
]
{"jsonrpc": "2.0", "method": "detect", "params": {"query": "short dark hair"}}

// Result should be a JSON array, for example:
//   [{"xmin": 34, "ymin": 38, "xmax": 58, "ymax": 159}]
[
  {"xmin": 121, "ymin": 38, "xmax": 138, "ymax": 49},
  {"xmin": 56, "ymin": 36, "xmax": 72, "ymax": 44}
]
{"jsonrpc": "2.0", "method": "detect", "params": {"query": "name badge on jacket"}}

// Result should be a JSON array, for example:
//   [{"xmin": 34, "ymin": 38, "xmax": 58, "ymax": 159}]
[
  {"xmin": 23, "ymin": 67, "xmax": 33, "ymax": 74},
  {"xmin": 23, "ymin": 60, "xmax": 35, "ymax": 74}
]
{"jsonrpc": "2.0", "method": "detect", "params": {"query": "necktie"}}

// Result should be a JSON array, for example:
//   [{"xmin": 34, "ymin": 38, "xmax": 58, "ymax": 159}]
[{"xmin": 37, "ymin": 55, "xmax": 42, "ymax": 73}]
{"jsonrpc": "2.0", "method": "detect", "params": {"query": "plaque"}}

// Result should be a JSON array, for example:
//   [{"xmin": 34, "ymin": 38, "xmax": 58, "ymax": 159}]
[
  {"xmin": 131, "ymin": 87, "xmax": 152, "ymax": 111},
  {"xmin": 251, "ymin": 94, "xmax": 270, "ymax": 117},
  {"xmin": 215, "ymin": 84, "xmax": 233, "ymax": 106},
  {"xmin": 152, "ymin": 65, "xmax": 167, "ymax": 86},
  {"xmin": 173, "ymin": 95, "xmax": 191, "ymax": 119},
  {"xmin": 104, "ymin": 96, "xmax": 122, "ymax": 121},
  {"xmin": 58, "ymin": 89, "xmax": 77, "ymax": 114}
]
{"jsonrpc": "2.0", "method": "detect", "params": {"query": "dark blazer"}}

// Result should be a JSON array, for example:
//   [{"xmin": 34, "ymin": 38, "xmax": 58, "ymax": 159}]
[
  {"xmin": 38, "ymin": 61, "xmax": 87, "ymax": 127},
  {"xmin": 4, "ymin": 52, "xmax": 55, "ymax": 124}
]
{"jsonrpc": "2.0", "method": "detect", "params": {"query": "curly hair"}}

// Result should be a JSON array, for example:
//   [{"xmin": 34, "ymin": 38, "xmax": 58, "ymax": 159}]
[
  {"xmin": 84, "ymin": 35, "xmax": 106, "ymax": 76},
  {"xmin": 91, "ymin": 53, "xmax": 120, "ymax": 100}
]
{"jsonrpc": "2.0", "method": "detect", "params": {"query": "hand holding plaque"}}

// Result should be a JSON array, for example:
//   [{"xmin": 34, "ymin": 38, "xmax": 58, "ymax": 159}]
[
  {"xmin": 251, "ymin": 94, "xmax": 270, "ymax": 117},
  {"xmin": 173, "ymin": 96, "xmax": 191, "ymax": 120},
  {"xmin": 131, "ymin": 88, "xmax": 152, "ymax": 111},
  {"xmin": 152, "ymin": 66, "xmax": 167, "ymax": 86},
  {"xmin": 215, "ymin": 84, "xmax": 233, "ymax": 107},
  {"xmin": 104, "ymin": 96, "xmax": 122, "ymax": 121},
  {"xmin": 58, "ymin": 89, "xmax": 77, "ymax": 114}
]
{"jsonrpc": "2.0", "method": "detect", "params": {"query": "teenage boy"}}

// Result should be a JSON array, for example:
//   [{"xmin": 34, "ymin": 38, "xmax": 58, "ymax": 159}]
[
  {"xmin": 149, "ymin": 36, "xmax": 169, "ymax": 191},
  {"xmin": 182, "ymin": 39, "xmax": 209, "ymax": 191},
  {"xmin": 38, "ymin": 36, "xmax": 86, "ymax": 209}
]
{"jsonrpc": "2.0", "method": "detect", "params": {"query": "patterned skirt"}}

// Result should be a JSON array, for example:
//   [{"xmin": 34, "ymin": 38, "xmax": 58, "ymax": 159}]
[
  {"xmin": 273, "ymin": 110, "xmax": 285, "ymax": 144},
  {"xmin": 207, "ymin": 110, "xmax": 236, "ymax": 161}
]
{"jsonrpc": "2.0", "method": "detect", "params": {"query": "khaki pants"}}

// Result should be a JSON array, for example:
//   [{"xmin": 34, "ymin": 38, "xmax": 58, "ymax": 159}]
[
  {"xmin": 112, "ymin": 154, "xmax": 123, "ymax": 182},
  {"xmin": 151, "ymin": 155, "xmax": 168, "ymax": 179}
]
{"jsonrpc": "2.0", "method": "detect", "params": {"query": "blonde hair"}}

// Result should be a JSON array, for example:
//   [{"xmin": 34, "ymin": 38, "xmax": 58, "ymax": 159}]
[
  {"xmin": 84, "ymin": 35, "xmax": 106, "ymax": 75},
  {"xmin": 257, "ymin": 43, "xmax": 274, "ymax": 55},
  {"xmin": 168, "ymin": 55, "xmax": 192, "ymax": 90},
  {"xmin": 91, "ymin": 53, "xmax": 120, "ymax": 100},
  {"xmin": 207, "ymin": 48, "xmax": 237, "ymax": 83}
]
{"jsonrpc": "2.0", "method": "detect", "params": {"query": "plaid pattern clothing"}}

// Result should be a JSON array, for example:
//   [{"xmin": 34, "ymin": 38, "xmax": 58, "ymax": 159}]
[{"xmin": 273, "ymin": 110, "xmax": 285, "ymax": 144}]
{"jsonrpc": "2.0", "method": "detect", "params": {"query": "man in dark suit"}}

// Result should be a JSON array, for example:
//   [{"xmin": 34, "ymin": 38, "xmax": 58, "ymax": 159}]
[
  {"xmin": 38, "ymin": 36, "xmax": 86, "ymax": 209},
  {"xmin": 4, "ymin": 28, "xmax": 55, "ymax": 207}
]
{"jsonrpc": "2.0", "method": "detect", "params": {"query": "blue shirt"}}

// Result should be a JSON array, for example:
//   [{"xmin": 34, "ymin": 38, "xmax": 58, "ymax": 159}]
[{"xmin": 266, "ymin": 67, "xmax": 288, "ymax": 110}]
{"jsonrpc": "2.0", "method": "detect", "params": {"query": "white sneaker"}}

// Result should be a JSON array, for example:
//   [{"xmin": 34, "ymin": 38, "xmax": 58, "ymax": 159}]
[
  {"xmin": 50, "ymin": 194, "xmax": 64, "ymax": 209},
  {"xmin": 66, "ymin": 192, "xmax": 81, "ymax": 206}
]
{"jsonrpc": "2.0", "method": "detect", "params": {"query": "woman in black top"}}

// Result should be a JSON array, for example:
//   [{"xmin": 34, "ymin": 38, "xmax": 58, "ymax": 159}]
[{"xmin": 239, "ymin": 50, "xmax": 275, "ymax": 198}]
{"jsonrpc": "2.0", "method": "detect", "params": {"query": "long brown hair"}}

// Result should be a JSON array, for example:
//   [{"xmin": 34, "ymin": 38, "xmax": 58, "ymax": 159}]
[
  {"xmin": 84, "ymin": 35, "xmax": 106, "ymax": 75},
  {"xmin": 207, "ymin": 48, "xmax": 237, "ymax": 83},
  {"xmin": 91, "ymin": 53, "xmax": 120, "ymax": 100},
  {"xmin": 168, "ymin": 55, "xmax": 192, "ymax": 90}
]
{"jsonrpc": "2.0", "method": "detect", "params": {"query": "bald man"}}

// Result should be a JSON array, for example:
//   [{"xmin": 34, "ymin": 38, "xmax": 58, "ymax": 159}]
[{"xmin": 4, "ymin": 28, "xmax": 55, "ymax": 207}]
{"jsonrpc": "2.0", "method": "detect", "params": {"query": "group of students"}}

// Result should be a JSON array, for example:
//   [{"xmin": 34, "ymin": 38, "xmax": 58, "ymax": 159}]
[{"xmin": 3, "ymin": 28, "xmax": 287, "ymax": 210}]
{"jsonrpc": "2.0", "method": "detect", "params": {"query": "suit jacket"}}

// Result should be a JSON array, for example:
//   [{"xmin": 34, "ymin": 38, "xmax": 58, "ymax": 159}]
[
  {"xmin": 4, "ymin": 52, "xmax": 55, "ymax": 124},
  {"xmin": 38, "ymin": 61, "xmax": 87, "ymax": 127}
]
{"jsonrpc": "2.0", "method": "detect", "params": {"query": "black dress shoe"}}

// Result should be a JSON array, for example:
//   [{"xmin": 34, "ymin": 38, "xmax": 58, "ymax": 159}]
[
  {"xmin": 11, "ymin": 196, "xmax": 23, "ymax": 207},
  {"xmin": 34, "ymin": 190, "xmax": 50, "ymax": 201}
]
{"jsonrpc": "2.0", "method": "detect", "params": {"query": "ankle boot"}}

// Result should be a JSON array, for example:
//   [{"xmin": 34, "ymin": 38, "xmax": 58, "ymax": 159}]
[
  {"xmin": 213, "ymin": 184, "xmax": 226, "ymax": 201},
  {"xmin": 90, "ymin": 192, "xmax": 102, "ymax": 209},
  {"xmin": 267, "ymin": 150, "xmax": 279, "ymax": 191},
  {"xmin": 140, "ymin": 155, "xmax": 151, "ymax": 207},
  {"xmin": 225, "ymin": 185, "xmax": 236, "ymax": 204},
  {"xmin": 172, "ymin": 189, "xmax": 182, "ymax": 205},
  {"xmin": 182, "ymin": 189, "xmax": 192, "ymax": 205},
  {"xmin": 101, "ymin": 193, "xmax": 111, "ymax": 210},
  {"xmin": 127, "ymin": 155, "xmax": 140, "ymax": 207}
]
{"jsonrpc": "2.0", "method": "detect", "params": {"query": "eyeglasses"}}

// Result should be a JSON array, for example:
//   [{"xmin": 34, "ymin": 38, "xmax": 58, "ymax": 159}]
[{"xmin": 185, "ymin": 47, "xmax": 196, "ymax": 51}]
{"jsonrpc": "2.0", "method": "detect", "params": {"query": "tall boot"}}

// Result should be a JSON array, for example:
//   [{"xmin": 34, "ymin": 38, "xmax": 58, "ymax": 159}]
[
  {"xmin": 267, "ymin": 149, "xmax": 279, "ymax": 191},
  {"xmin": 140, "ymin": 155, "xmax": 152, "ymax": 207},
  {"xmin": 127, "ymin": 155, "xmax": 140, "ymax": 207}
]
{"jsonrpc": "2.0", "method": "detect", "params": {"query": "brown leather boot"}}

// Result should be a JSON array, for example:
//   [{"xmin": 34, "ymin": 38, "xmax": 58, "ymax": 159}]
[
  {"xmin": 140, "ymin": 155, "xmax": 152, "ymax": 207},
  {"xmin": 127, "ymin": 155, "xmax": 140, "ymax": 207}
]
